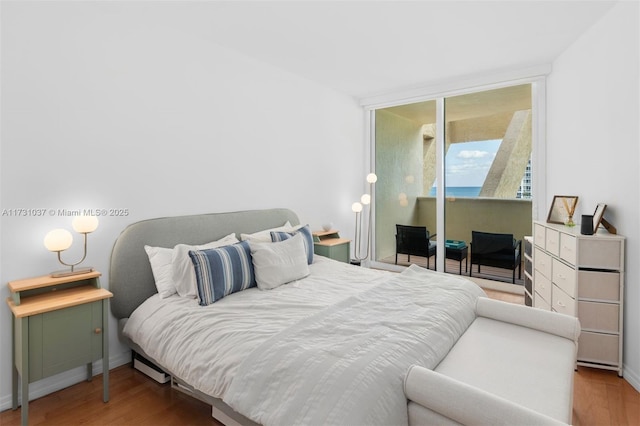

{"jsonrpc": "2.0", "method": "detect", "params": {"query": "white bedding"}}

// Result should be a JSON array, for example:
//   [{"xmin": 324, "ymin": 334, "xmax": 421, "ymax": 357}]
[{"xmin": 124, "ymin": 256, "xmax": 485, "ymax": 425}]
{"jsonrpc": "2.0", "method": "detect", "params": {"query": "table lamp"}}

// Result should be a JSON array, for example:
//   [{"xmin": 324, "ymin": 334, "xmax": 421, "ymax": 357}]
[{"xmin": 44, "ymin": 215, "xmax": 99, "ymax": 277}]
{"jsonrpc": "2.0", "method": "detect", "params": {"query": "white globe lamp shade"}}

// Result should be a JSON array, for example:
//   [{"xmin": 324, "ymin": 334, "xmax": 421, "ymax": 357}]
[
  {"xmin": 44, "ymin": 229, "xmax": 73, "ymax": 252},
  {"xmin": 351, "ymin": 202, "xmax": 363, "ymax": 213},
  {"xmin": 72, "ymin": 215, "xmax": 99, "ymax": 233},
  {"xmin": 360, "ymin": 194, "xmax": 371, "ymax": 205},
  {"xmin": 366, "ymin": 173, "xmax": 378, "ymax": 184}
]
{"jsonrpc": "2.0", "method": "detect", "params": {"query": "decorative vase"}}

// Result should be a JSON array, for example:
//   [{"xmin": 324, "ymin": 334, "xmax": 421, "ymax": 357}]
[{"xmin": 565, "ymin": 215, "xmax": 575, "ymax": 227}]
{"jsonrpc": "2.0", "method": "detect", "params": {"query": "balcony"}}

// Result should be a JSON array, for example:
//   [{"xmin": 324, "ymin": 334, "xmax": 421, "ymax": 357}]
[{"xmin": 376, "ymin": 196, "xmax": 532, "ymax": 287}]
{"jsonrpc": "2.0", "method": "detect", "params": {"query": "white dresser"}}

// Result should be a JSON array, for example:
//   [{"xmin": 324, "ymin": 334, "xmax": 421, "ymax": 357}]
[{"xmin": 533, "ymin": 220, "xmax": 624, "ymax": 375}]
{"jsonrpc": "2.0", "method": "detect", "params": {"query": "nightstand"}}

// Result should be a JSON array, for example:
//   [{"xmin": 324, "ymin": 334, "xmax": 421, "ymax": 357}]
[
  {"xmin": 312, "ymin": 230, "xmax": 351, "ymax": 263},
  {"xmin": 6, "ymin": 271, "xmax": 112, "ymax": 426}
]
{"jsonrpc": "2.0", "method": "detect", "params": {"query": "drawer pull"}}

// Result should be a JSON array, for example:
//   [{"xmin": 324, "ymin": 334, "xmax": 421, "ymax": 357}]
[
  {"xmin": 557, "ymin": 300, "xmax": 566, "ymax": 308},
  {"xmin": 94, "ymin": 328, "xmax": 102, "ymax": 334}
]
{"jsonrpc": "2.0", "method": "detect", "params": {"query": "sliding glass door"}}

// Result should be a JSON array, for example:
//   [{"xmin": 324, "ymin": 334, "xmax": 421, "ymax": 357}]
[
  {"xmin": 374, "ymin": 100, "xmax": 437, "ymax": 269},
  {"xmin": 372, "ymin": 83, "xmax": 534, "ymax": 284}
]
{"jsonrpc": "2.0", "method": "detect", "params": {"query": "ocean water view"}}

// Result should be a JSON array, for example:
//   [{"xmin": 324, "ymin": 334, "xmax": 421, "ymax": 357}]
[{"xmin": 429, "ymin": 186, "xmax": 482, "ymax": 197}]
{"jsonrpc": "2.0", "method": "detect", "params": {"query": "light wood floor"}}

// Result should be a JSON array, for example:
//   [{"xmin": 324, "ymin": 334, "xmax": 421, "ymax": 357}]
[
  {"xmin": 1, "ymin": 362, "xmax": 638, "ymax": 426},
  {"xmin": 1, "ymin": 364, "xmax": 220, "ymax": 426},
  {"xmin": 2, "ymin": 289, "xmax": 638, "ymax": 425}
]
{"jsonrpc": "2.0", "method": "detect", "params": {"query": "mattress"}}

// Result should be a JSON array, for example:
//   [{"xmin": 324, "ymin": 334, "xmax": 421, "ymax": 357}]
[{"xmin": 124, "ymin": 256, "xmax": 485, "ymax": 425}]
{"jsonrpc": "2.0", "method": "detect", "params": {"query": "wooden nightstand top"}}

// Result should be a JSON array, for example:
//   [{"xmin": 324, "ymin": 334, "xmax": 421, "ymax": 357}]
[
  {"xmin": 312, "ymin": 230, "xmax": 340, "ymax": 238},
  {"xmin": 7, "ymin": 286, "xmax": 112, "ymax": 318},
  {"xmin": 6, "ymin": 270, "xmax": 112, "ymax": 318},
  {"xmin": 8, "ymin": 270, "xmax": 102, "ymax": 293},
  {"xmin": 315, "ymin": 238, "xmax": 350, "ymax": 247},
  {"xmin": 312, "ymin": 230, "xmax": 350, "ymax": 247}
]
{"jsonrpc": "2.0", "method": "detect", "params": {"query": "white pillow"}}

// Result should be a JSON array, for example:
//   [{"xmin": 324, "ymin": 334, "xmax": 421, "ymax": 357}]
[
  {"xmin": 240, "ymin": 221, "xmax": 293, "ymax": 243},
  {"xmin": 249, "ymin": 232, "xmax": 310, "ymax": 290},
  {"xmin": 172, "ymin": 233, "xmax": 239, "ymax": 298},
  {"xmin": 144, "ymin": 245, "xmax": 175, "ymax": 298}
]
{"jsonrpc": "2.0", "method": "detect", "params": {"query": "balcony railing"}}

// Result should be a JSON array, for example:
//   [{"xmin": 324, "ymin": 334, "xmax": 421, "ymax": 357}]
[
  {"xmin": 413, "ymin": 196, "xmax": 532, "ymax": 244},
  {"xmin": 375, "ymin": 196, "xmax": 532, "ymax": 283}
]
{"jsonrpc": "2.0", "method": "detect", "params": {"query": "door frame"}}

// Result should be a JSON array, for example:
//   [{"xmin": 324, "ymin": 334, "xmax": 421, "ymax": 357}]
[{"xmin": 362, "ymin": 65, "xmax": 549, "ymax": 271}]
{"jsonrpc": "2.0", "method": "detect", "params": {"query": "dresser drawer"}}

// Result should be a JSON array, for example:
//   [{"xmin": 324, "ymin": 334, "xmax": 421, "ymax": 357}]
[
  {"xmin": 524, "ymin": 236, "xmax": 533, "ymax": 258},
  {"xmin": 524, "ymin": 257, "xmax": 532, "ymax": 276},
  {"xmin": 534, "ymin": 223, "xmax": 546, "ymax": 249},
  {"xmin": 559, "ymin": 233, "xmax": 576, "ymax": 265},
  {"xmin": 552, "ymin": 258, "xmax": 576, "ymax": 297},
  {"xmin": 534, "ymin": 248, "xmax": 551, "ymax": 279},
  {"xmin": 545, "ymin": 228, "xmax": 560, "ymax": 256},
  {"xmin": 552, "ymin": 285, "xmax": 576, "ymax": 316},
  {"xmin": 578, "ymin": 301, "xmax": 619, "ymax": 333},
  {"xmin": 578, "ymin": 271, "xmax": 620, "ymax": 301},
  {"xmin": 578, "ymin": 332, "xmax": 619, "ymax": 366},
  {"xmin": 534, "ymin": 291, "xmax": 551, "ymax": 310},
  {"xmin": 535, "ymin": 272, "xmax": 551, "ymax": 304},
  {"xmin": 578, "ymin": 239, "xmax": 622, "ymax": 270}
]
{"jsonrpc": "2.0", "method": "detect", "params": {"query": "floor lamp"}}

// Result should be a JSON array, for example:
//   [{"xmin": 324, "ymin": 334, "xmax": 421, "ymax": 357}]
[{"xmin": 351, "ymin": 173, "xmax": 377, "ymax": 264}]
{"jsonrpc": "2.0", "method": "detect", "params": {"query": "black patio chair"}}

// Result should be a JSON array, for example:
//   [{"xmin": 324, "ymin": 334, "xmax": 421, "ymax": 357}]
[
  {"xmin": 470, "ymin": 231, "xmax": 522, "ymax": 283},
  {"xmin": 395, "ymin": 225, "xmax": 437, "ymax": 269}
]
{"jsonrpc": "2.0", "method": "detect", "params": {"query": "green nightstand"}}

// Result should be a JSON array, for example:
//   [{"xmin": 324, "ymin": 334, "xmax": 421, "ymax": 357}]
[
  {"xmin": 6, "ymin": 271, "xmax": 112, "ymax": 426},
  {"xmin": 312, "ymin": 230, "xmax": 351, "ymax": 263}
]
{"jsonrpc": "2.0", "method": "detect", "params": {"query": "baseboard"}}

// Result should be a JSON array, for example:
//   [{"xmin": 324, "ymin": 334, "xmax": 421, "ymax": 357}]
[
  {"xmin": 0, "ymin": 350, "xmax": 131, "ymax": 412},
  {"xmin": 623, "ymin": 364, "xmax": 640, "ymax": 393}
]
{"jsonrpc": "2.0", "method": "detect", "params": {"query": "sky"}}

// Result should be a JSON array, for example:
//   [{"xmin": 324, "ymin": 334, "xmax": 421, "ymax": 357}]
[{"xmin": 444, "ymin": 139, "xmax": 502, "ymax": 187}]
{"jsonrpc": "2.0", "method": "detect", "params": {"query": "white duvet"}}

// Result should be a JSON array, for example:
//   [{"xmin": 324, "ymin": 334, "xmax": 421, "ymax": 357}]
[{"xmin": 124, "ymin": 257, "xmax": 485, "ymax": 425}]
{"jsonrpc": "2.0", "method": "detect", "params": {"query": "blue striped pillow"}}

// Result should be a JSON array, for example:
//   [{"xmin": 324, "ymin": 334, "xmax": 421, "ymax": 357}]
[
  {"xmin": 271, "ymin": 224, "xmax": 314, "ymax": 264},
  {"xmin": 189, "ymin": 241, "xmax": 256, "ymax": 306}
]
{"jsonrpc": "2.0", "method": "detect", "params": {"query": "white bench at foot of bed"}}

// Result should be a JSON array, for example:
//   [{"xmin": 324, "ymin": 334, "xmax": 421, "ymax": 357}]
[{"xmin": 404, "ymin": 297, "xmax": 580, "ymax": 426}]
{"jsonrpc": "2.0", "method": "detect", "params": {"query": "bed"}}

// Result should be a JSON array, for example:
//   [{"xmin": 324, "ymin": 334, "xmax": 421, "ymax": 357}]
[{"xmin": 110, "ymin": 208, "xmax": 580, "ymax": 426}]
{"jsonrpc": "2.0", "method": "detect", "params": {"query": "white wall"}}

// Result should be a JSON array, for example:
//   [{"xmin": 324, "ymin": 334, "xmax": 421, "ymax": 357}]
[
  {"xmin": 0, "ymin": 2, "xmax": 364, "ymax": 408},
  {"xmin": 547, "ymin": 1, "xmax": 639, "ymax": 389}
]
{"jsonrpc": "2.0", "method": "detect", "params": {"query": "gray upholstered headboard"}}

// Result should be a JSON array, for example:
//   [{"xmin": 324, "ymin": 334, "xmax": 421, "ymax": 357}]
[{"xmin": 109, "ymin": 208, "xmax": 300, "ymax": 319}]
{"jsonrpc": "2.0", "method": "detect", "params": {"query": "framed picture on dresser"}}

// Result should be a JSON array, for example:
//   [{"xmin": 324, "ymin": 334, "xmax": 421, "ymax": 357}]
[
  {"xmin": 593, "ymin": 203, "xmax": 607, "ymax": 233},
  {"xmin": 547, "ymin": 195, "xmax": 579, "ymax": 224}
]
